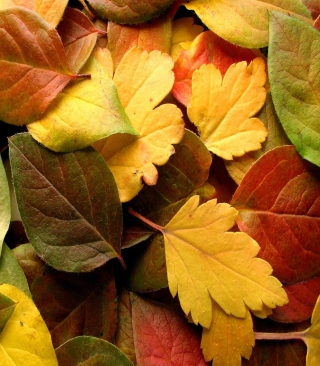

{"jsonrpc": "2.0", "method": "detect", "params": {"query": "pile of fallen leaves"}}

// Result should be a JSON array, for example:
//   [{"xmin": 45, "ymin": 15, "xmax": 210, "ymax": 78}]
[{"xmin": 0, "ymin": 0, "xmax": 320, "ymax": 365}]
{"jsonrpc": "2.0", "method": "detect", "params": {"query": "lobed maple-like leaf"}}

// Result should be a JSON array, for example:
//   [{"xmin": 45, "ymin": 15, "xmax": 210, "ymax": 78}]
[
  {"xmin": 107, "ymin": 13, "xmax": 172, "ymax": 69},
  {"xmin": 0, "ymin": 7, "xmax": 84, "ymax": 126},
  {"xmin": 157, "ymin": 195, "xmax": 288, "ymax": 328},
  {"xmin": 0, "ymin": 158, "xmax": 10, "ymax": 254},
  {"xmin": 201, "ymin": 301, "xmax": 254, "ymax": 366},
  {"xmin": 268, "ymin": 11, "xmax": 320, "ymax": 167},
  {"xmin": 94, "ymin": 47, "xmax": 184, "ymax": 202},
  {"xmin": 0, "ymin": 284, "xmax": 58, "ymax": 366},
  {"xmin": 184, "ymin": 0, "xmax": 312, "ymax": 48},
  {"xmin": 231, "ymin": 146, "xmax": 320, "ymax": 284},
  {"xmin": 187, "ymin": 58, "xmax": 268, "ymax": 160},
  {"xmin": 27, "ymin": 47, "xmax": 136, "ymax": 152}
]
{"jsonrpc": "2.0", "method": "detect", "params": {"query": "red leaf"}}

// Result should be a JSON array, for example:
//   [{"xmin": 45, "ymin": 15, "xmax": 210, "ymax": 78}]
[
  {"xmin": 131, "ymin": 294, "xmax": 209, "ymax": 366},
  {"xmin": 0, "ymin": 7, "xmax": 82, "ymax": 125},
  {"xmin": 231, "ymin": 146, "xmax": 320, "ymax": 284},
  {"xmin": 172, "ymin": 31, "xmax": 256, "ymax": 106}
]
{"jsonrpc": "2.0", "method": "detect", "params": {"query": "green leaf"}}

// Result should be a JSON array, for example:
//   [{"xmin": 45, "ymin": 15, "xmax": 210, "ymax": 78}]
[
  {"xmin": 55, "ymin": 336, "xmax": 135, "ymax": 366},
  {"xmin": 269, "ymin": 11, "xmax": 320, "ymax": 167},
  {"xmin": 9, "ymin": 133, "xmax": 123, "ymax": 272},
  {"xmin": 0, "ymin": 158, "xmax": 10, "ymax": 254},
  {"xmin": 184, "ymin": 0, "xmax": 312, "ymax": 48},
  {"xmin": 0, "ymin": 292, "xmax": 16, "ymax": 334},
  {"xmin": 0, "ymin": 243, "xmax": 31, "ymax": 298}
]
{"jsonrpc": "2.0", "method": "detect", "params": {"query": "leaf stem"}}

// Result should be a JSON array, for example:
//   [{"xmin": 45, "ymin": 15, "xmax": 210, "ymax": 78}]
[
  {"xmin": 254, "ymin": 331, "xmax": 305, "ymax": 342},
  {"xmin": 128, "ymin": 208, "xmax": 164, "ymax": 233}
]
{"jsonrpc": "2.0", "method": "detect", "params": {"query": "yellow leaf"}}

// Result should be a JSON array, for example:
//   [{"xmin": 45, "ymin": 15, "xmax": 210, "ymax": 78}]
[
  {"xmin": 304, "ymin": 296, "xmax": 320, "ymax": 366},
  {"xmin": 163, "ymin": 195, "xmax": 288, "ymax": 328},
  {"xmin": 170, "ymin": 18, "xmax": 203, "ymax": 61},
  {"xmin": 201, "ymin": 301, "xmax": 254, "ymax": 366},
  {"xmin": 0, "ymin": 284, "xmax": 58, "ymax": 366},
  {"xmin": 95, "ymin": 47, "xmax": 184, "ymax": 202},
  {"xmin": 28, "ymin": 47, "xmax": 136, "ymax": 152},
  {"xmin": 187, "ymin": 58, "xmax": 268, "ymax": 160}
]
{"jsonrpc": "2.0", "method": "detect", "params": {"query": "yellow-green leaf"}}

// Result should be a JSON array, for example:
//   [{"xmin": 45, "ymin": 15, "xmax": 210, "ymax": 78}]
[
  {"xmin": 0, "ymin": 284, "xmax": 58, "ymax": 366},
  {"xmin": 201, "ymin": 301, "xmax": 254, "ymax": 366},
  {"xmin": 94, "ymin": 47, "xmax": 184, "ymax": 202},
  {"xmin": 163, "ymin": 196, "xmax": 288, "ymax": 328},
  {"xmin": 187, "ymin": 58, "xmax": 268, "ymax": 160},
  {"xmin": 28, "ymin": 48, "xmax": 136, "ymax": 152},
  {"xmin": 184, "ymin": 0, "xmax": 312, "ymax": 48}
]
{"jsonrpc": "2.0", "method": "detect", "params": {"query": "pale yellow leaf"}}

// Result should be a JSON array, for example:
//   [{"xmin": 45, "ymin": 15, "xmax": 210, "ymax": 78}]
[
  {"xmin": 187, "ymin": 58, "xmax": 268, "ymax": 160},
  {"xmin": 0, "ymin": 284, "xmax": 58, "ymax": 366},
  {"xmin": 28, "ymin": 47, "xmax": 136, "ymax": 152},
  {"xmin": 95, "ymin": 47, "xmax": 184, "ymax": 202},
  {"xmin": 303, "ymin": 296, "xmax": 320, "ymax": 366},
  {"xmin": 163, "ymin": 195, "xmax": 288, "ymax": 328},
  {"xmin": 201, "ymin": 301, "xmax": 254, "ymax": 366},
  {"xmin": 170, "ymin": 17, "xmax": 203, "ymax": 61}
]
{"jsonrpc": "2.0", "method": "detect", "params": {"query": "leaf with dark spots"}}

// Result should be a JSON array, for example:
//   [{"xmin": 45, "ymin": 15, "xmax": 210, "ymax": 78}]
[{"xmin": 9, "ymin": 133, "xmax": 123, "ymax": 272}]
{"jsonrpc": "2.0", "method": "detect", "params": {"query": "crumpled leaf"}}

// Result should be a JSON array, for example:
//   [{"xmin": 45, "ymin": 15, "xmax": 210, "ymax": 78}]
[
  {"xmin": 160, "ymin": 195, "xmax": 288, "ymax": 327},
  {"xmin": 0, "ymin": 293, "xmax": 16, "ymax": 334},
  {"xmin": 173, "ymin": 30, "xmax": 256, "ymax": 106},
  {"xmin": 107, "ymin": 13, "xmax": 172, "ymax": 69},
  {"xmin": 0, "ymin": 7, "xmax": 82, "ymax": 126},
  {"xmin": 86, "ymin": 0, "xmax": 175, "ymax": 24},
  {"xmin": 94, "ymin": 47, "xmax": 184, "ymax": 202},
  {"xmin": 231, "ymin": 146, "xmax": 320, "ymax": 284},
  {"xmin": 57, "ymin": 7, "xmax": 101, "ymax": 73},
  {"xmin": 55, "ymin": 336, "xmax": 134, "ymax": 366},
  {"xmin": 28, "ymin": 47, "xmax": 136, "ymax": 152},
  {"xmin": 187, "ymin": 58, "xmax": 268, "ymax": 160},
  {"xmin": 131, "ymin": 293, "xmax": 208, "ymax": 366},
  {"xmin": 0, "ymin": 284, "xmax": 58, "ymax": 366},
  {"xmin": 184, "ymin": 0, "xmax": 312, "ymax": 48},
  {"xmin": 0, "ymin": 0, "xmax": 68, "ymax": 27},
  {"xmin": 9, "ymin": 133, "xmax": 123, "ymax": 272},
  {"xmin": 268, "ymin": 11, "xmax": 320, "ymax": 167},
  {"xmin": 0, "ymin": 158, "xmax": 10, "ymax": 253},
  {"xmin": 201, "ymin": 301, "xmax": 254, "ymax": 366}
]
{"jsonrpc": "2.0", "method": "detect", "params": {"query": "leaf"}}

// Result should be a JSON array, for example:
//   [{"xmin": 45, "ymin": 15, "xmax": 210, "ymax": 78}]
[
  {"xmin": 268, "ymin": 11, "xmax": 320, "ymax": 167},
  {"xmin": 107, "ymin": 13, "xmax": 172, "ymax": 69},
  {"xmin": 0, "ymin": 158, "xmax": 10, "ymax": 253},
  {"xmin": 302, "ymin": 0, "xmax": 320, "ymax": 19},
  {"xmin": 187, "ymin": 59, "xmax": 268, "ymax": 160},
  {"xmin": 0, "ymin": 284, "xmax": 58, "ymax": 366},
  {"xmin": 57, "ymin": 7, "xmax": 101, "ymax": 73},
  {"xmin": 0, "ymin": 0, "xmax": 68, "ymax": 27},
  {"xmin": 86, "ymin": 0, "xmax": 175, "ymax": 24},
  {"xmin": 131, "ymin": 293, "xmax": 208, "ymax": 366},
  {"xmin": 94, "ymin": 47, "xmax": 184, "ymax": 202},
  {"xmin": 0, "ymin": 243, "xmax": 31, "ymax": 298},
  {"xmin": 201, "ymin": 301, "xmax": 254, "ymax": 366},
  {"xmin": 0, "ymin": 7, "xmax": 82, "ymax": 126},
  {"xmin": 231, "ymin": 146, "xmax": 320, "ymax": 284},
  {"xmin": 184, "ymin": 0, "xmax": 312, "ymax": 48},
  {"xmin": 160, "ymin": 195, "xmax": 288, "ymax": 328},
  {"xmin": 55, "ymin": 336, "xmax": 134, "ymax": 366},
  {"xmin": 27, "ymin": 47, "xmax": 136, "ymax": 152},
  {"xmin": 9, "ymin": 133, "xmax": 123, "ymax": 272},
  {"xmin": 31, "ymin": 264, "xmax": 117, "ymax": 348},
  {"xmin": 303, "ymin": 296, "xmax": 320, "ymax": 366},
  {"xmin": 172, "ymin": 30, "xmax": 256, "ymax": 106},
  {"xmin": 0, "ymin": 293, "xmax": 16, "ymax": 334}
]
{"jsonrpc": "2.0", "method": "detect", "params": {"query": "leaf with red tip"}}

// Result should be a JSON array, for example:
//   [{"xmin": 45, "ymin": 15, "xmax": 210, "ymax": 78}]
[
  {"xmin": 232, "ymin": 146, "xmax": 320, "ymax": 284},
  {"xmin": 131, "ymin": 293, "xmax": 208, "ymax": 366},
  {"xmin": 0, "ymin": 7, "xmax": 82, "ymax": 125}
]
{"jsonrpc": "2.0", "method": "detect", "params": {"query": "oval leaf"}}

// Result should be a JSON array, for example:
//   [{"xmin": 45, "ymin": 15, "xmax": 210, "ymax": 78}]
[
  {"xmin": 55, "ymin": 336, "xmax": 134, "ymax": 366},
  {"xmin": 9, "ymin": 133, "xmax": 123, "ymax": 272},
  {"xmin": 0, "ymin": 7, "xmax": 80, "ymax": 125},
  {"xmin": 0, "ymin": 158, "xmax": 10, "ymax": 253}
]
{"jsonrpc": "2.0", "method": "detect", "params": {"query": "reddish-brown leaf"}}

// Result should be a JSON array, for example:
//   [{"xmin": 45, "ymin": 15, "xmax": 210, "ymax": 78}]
[
  {"xmin": 270, "ymin": 277, "xmax": 320, "ymax": 323},
  {"xmin": 0, "ymin": 7, "xmax": 81, "ymax": 125},
  {"xmin": 107, "ymin": 13, "xmax": 172, "ymax": 69},
  {"xmin": 172, "ymin": 31, "xmax": 256, "ymax": 106},
  {"xmin": 231, "ymin": 146, "xmax": 320, "ymax": 284},
  {"xmin": 302, "ymin": 0, "xmax": 320, "ymax": 19},
  {"xmin": 131, "ymin": 293, "xmax": 209, "ymax": 366},
  {"xmin": 57, "ymin": 7, "xmax": 101, "ymax": 73}
]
